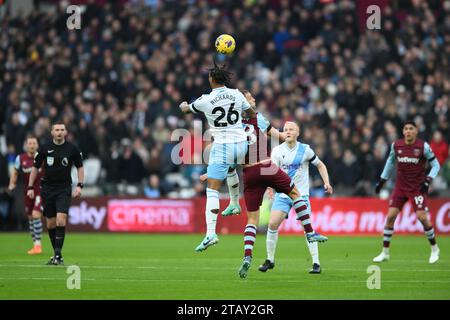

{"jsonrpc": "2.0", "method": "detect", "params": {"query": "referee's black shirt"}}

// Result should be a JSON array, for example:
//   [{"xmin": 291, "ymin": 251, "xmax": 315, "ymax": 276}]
[{"xmin": 33, "ymin": 141, "xmax": 83, "ymax": 187}]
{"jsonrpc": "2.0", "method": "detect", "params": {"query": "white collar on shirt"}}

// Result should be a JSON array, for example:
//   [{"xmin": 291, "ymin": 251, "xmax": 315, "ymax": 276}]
[
  {"xmin": 211, "ymin": 86, "xmax": 227, "ymax": 92},
  {"xmin": 284, "ymin": 141, "xmax": 298, "ymax": 151}
]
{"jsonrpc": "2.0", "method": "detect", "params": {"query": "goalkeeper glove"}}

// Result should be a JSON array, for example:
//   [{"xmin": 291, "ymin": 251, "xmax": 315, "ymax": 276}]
[{"xmin": 375, "ymin": 179, "xmax": 386, "ymax": 194}]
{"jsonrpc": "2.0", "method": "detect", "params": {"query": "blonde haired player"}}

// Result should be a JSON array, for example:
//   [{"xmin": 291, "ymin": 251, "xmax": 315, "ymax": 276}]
[{"xmin": 258, "ymin": 121, "xmax": 333, "ymax": 274}]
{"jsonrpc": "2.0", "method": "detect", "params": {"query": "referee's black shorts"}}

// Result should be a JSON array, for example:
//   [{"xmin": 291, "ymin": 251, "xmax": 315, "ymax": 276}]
[{"xmin": 41, "ymin": 183, "xmax": 72, "ymax": 218}]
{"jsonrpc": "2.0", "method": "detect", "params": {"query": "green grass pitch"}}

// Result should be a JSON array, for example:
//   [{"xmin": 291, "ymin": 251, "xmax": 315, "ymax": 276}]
[{"xmin": 0, "ymin": 233, "xmax": 449, "ymax": 299}]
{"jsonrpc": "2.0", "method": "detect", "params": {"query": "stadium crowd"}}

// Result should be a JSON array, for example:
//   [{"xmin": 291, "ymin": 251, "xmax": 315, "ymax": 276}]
[{"xmin": 0, "ymin": 0, "xmax": 449, "ymax": 201}]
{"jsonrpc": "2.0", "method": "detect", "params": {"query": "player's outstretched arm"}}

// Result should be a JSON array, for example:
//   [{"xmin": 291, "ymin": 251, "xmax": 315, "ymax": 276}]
[
  {"xmin": 179, "ymin": 101, "xmax": 191, "ymax": 114},
  {"xmin": 241, "ymin": 90, "xmax": 257, "ymax": 119},
  {"xmin": 267, "ymin": 127, "xmax": 277, "ymax": 137},
  {"xmin": 268, "ymin": 127, "xmax": 286, "ymax": 142}
]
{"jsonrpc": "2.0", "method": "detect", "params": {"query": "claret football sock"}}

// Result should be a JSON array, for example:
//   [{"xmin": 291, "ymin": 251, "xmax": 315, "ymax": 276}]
[
  {"xmin": 383, "ymin": 227, "xmax": 394, "ymax": 248},
  {"xmin": 293, "ymin": 198, "xmax": 313, "ymax": 233},
  {"xmin": 244, "ymin": 224, "xmax": 257, "ymax": 257}
]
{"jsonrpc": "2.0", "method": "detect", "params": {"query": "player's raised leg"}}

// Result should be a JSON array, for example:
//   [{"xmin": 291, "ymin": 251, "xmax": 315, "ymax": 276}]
[
  {"xmin": 416, "ymin": 209, "xmax": 439, "ymax": 263},
  {"xmin": 196, "ymin": 173, "xmax": 221, "ymax": 251},
  {"xmin": 222, "ymin": 167, "xmax": 241, "ymax": 216},
  {"xmin": 287, "ymin": 188, "xmax": 327, "ymax": 243},
  {"xmin": 178, "ymin": 62, "xmax": 253, "ymax": 252},
  {"xmin": 196, "ymin": 142, "xmax": 248, "ymax": 252},
  {"xmin": 195, "ymin": 177, "xmax": 221, "ymax": 252},
  {"xmin": 195, "ymin": 143, "xmax": 227, "ymax": 252},
  {"xmin": 268, "ymin": 163, "xmax": 328, "ymax": 243},
  {"xmin": 373, "ymin": 207, "xmax": 400, "ymax": 262}
]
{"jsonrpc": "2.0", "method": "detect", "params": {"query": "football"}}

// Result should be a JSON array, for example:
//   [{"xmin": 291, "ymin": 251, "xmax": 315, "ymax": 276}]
[{"xmin": 215, "ymin": 34, "xmax": 236, "ymax": 54}]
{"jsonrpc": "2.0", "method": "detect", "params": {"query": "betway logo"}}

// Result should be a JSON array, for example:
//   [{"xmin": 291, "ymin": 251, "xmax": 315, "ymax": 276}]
[
  {"xmin": 69, "ymin": 201, "xmax": 106, "ymax": 230},
  {"xmin": 397, "ymin": 156, "xmax": 419, "ymax": 164}
]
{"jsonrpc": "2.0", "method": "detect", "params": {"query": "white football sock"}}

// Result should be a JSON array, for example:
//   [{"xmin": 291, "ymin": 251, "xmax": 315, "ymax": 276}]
[
  {"xmin": 266, "ymin": 228, "xmax": 279, "ymax": 263},
  {"xmin": 226, "ymin": 170, "xmax": 239, "ymax": 205},
  {"xmin": 306, "ymin": 237, "xmax": 320, "ymax": 265},
  {"xmin": 382, "ymin": 247, "xmax": 390, "ymax": 255},
  {"xmin": 206, "ymin": 188, "xmax": 220, "ymax": 237}
]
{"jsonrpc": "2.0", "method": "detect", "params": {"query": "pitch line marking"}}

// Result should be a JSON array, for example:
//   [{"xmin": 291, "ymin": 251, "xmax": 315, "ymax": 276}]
[
  {"xmin": 1, "ymin": 276, "xmax": 450, "ymax": 284},
  {"xmin": 0, "ymin": 264, "xmax": 449, "ymax": 273}
]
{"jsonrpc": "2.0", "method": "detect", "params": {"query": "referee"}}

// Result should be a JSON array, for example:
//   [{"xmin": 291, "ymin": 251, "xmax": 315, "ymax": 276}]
[{"xmin": 27, "ymin": 123, "xmax": 84, "ymax": 265}]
